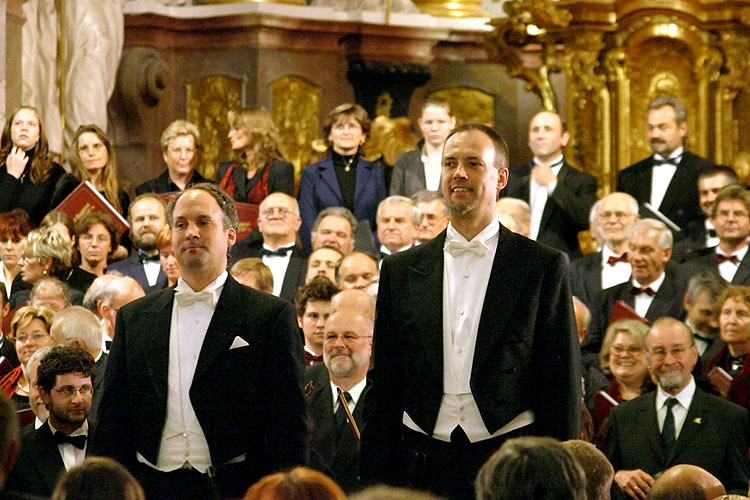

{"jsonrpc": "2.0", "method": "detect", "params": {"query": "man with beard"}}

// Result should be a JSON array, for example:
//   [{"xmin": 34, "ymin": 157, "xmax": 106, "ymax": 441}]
[
  {"xmin": 361, "ymin": 124, "xmax": 580, "ymax": 500},
  {"xmin": 108, "ymin": 193, "xmax": 167, "ymax": 292},
  {"xmin": 6, "ymin": 346, "xmax": 96, "ymax": 497},
  {"xmin": 605, "ymin": 318, "xmax": 749, "ymax": 499},
  {"xmin": 305, "ymin": 300, "xmax": 373, "ymax": 492},
  {"xmin": 617, "ymin": 96, "xmax": 713, "ymax": 233}
]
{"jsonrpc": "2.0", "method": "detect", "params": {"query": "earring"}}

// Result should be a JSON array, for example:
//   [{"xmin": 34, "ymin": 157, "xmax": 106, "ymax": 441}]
[{"xmin": 42, "ymin": 269, "xmax": 47, "ymax": 275}]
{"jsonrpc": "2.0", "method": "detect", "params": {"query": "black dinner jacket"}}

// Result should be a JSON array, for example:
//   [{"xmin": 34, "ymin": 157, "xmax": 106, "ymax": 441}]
[
  {"xmin": 230, "ymin": 230, "xmax": 308, "ymax": 303},
  {"xmin": 605, "ymin": 388, "xmax": 750, "ymax": 496},
  {"xmin": 6, "ymin": 423, "xmax": 92, "ymax": 497},
  {"xmin": 582, "ymin": 262, "xmax": 687, "ymax": 357},
  {"xmin": 134, "ymin": 169, "xmax": 209, "ymax": 196},
  {"xmin": 389, "ymin": 145, "xmax": 426, "ymax": 197},
  {"xmin": 501, "ymin": 161, "xmax": 597, "ymax": 259},
  {"xmin": 616, "ymin": 151, "xmax": 713, "ymax": 232},
  {"xmin": 679, "ymin": 246, "xmax": 750, "ymax": 287},
  {"xmin": 305, "ymin": 363, "xmax": 368, "ymax": 493},
  {"xmin": 107, "ymin": 254, "xmax": 168, "ymax": 293},
  {"xmin": 360, "ymin": 224, "xmax": 581, "ymax": 484},
  {"xmin": 672, "ymin": 220, "xmax": 712, "ymax": 263},
  {"xmin": 569, "ymin": 250, "xmax": 604, "ymax": 309},
  {"xmin": 90, "ymin": 276, "xmax": 308, "ymax": 489}
]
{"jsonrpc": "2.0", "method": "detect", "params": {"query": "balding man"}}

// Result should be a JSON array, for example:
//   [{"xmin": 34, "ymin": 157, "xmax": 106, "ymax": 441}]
[
  {"xmin": 231, "ymin": 192, "xmax": 307, "ymax": 302},
  {"xmin": 647, "ymin": 464, "xmax": 725, "ymax": 500},
  {"xmin": 606, "ymin": 318, "xmax": 749, "ymax": 499},
  {"xmin": 495, "ymin": 198, "xmax": 530, "ymax": 237},
  {"xmin": 83, "ymin": 275, "xmax": 144, "ymax": 352},
  {"xmin": 330, "ymin": 289, "xmax": 376, "ymax": 320},
  {"xmin": 501, "ymin": 110, "xmax": 597, "ymax": 259},
  {"xmin": 570, "ymin": 192, "xmax": 640, "ymax": 309},
  {"xmin": 336, "ymin": 252, "xmax": 379, "ymax": 293},
  {"xmin": 376, "ymin": 196, "xmax": 418, "ymax": 259}
]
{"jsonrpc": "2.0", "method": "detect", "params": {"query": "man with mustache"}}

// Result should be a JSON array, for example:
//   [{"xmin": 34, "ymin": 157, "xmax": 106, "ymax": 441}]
[
  {"xmin": 108, "ymin": 193, "xmax": 168, "ymax": 293},
  {"xmin": 617, "ymin": 96, "xmax": 713, "ymax": 233},
  {"xmin": 605, "ymin": 318, "xmax": 749, "ymax": 499}
]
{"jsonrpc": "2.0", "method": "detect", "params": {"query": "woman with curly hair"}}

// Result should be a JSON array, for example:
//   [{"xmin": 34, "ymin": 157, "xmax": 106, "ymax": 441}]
[{"xmin": 11, "ymin": 229, "xmax": 76, "ymax": 308}]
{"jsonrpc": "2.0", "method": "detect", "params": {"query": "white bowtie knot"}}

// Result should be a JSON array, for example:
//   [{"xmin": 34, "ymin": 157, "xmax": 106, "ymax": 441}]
[
  {"xmin": 174, "ymin": 289, "xmax": 218, "ymax": 307},
  {"xmin": 443, "ymin": 239, "xmax": 488, "ymax": 257}
]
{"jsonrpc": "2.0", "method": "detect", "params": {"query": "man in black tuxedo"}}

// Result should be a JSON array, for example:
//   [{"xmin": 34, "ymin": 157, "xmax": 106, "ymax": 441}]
[
  {"xmin": 681, "ymin": 184, "xmax": 750, "ymax": 286},
  {"xmin": 90, "ymin": 184, "xmax": 307, "ymax": 500},
  {"xmin": 570, "ymin": 192, "xmax": 640, "ymax": 310},
  {"xmin": 7, "ymin": 346, "xmax": 96, "ymax": 497},
  {"xmin": 673, "ymin": 166, "xmax": 738, "ymax": 262},
  {"xmin": 683, "ymin": 272, "xmax": 727, "ymax": 365},
  {"xmin": 231, "ymin": 192, "xmax": 307, "ymax": 303},
  {"xmin": 107, "ymin": 193, "xmax": 168, "ymax": 293},
  {"xmin": 606, "ymin": 318, "xmax": 750, "ymax": 499},
  {"xmin": 583, "ymin": 219, "xmax": 688, "ymax": 357},
  {"xmin": 501, "ymin": 110, "xmax": 597, "ymax": 259},
  {"xmin": 306, "ymin": 292, "xmax": 373, "ymax": 492},
  {"xmin": 617, "ymin": 96, "xmax": 713, "ymax": 233},
  {"xmin": 361, "ymin": 124, "xmax": 581, "ymax": 500}
]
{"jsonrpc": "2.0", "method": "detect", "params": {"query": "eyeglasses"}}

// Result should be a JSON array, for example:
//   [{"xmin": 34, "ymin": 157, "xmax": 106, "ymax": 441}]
[
  {"xmin": 609, "ymin": 345, "xmax": 644, "ymax": 356},
  {"xmin": 15, "ymin": 333, "xmax": 49, "ymax": 344},
  {"xmin": 260, "ymin": 207, "xmax": 296, "ymax": 219},
  {"xmin": 715, "ymin": 209, "xmax": 749, "ymax": 219},
  {"xmin": 52, "ymin": 385, "xmax": 93, "ymax": 397},
  {"xmin": 648, "ymin": 344, "xmax": 694, "ymax": 360},
  {"xmin": 324, "ymin": 333, "xmax": 372, "ymax": 345}
]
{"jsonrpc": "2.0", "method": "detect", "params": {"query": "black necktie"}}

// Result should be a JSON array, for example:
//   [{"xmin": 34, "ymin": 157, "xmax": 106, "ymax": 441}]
[
  {"xmin": 53, "ymin": 432, "xmax": 87, "ymax": 450},
  {"xmin": 662, "ymin": 398, "xmax": 678, "ymax": 452},
  {"xmin": 335, "ymin": 390, "xmax": 353, "ymax": 436},
  {"xmin": 654, "ymin": 156, "xmax": 681, "ymax": 167},
  {"xmin": 138, "ymin": 252, "xmax": 160, "ymax": 263},
  {"xmin": 261, "ymin": 247, "xmax": 292, "ymax": 257}
]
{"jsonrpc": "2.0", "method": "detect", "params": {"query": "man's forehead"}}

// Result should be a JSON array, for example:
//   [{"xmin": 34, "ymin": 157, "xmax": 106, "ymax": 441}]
[
  {"xmin": 320, "ymin": 216, "xmax": 350, "ymax": 231},
  {"xmin": 529, "ymin": 111, "xmax": 561, "ymax": 129},
  {"xmin": 174, "ymin": 190, "xmax": 221, "ymax": 216},
  {"xmin": 444, "ymin": 130, "xmax": 495, "ymax": 157},
  {"xmin": 133, "ymin": 198, "xmax": 165, "ymax": 215},
  {"xmin": 261, "ymin": 193, "xmax": 295, "ymax": 211}
]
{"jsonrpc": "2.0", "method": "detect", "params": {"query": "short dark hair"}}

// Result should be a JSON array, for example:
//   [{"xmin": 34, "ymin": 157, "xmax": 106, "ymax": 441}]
[
  {"xmin": 36, "ymin": 345, "xmax": 96, "ymax": 393},
  {"xmin": 646, "ymin": 483, "xmax": 704, "ymax": 500},
  {"xmin": 420, "ymin": 96, "xmax": 452, "ymax": 117},
  {"xmin": 294, "ymin": 275, "xmax": 340, "ymax": 317},
  {"xmin": 712, "ymin": 184, "xmax": 750, "ymax": 218},
  {"xmin": 51, "ymin": 457, "xmax": 145, "ymax": 500},
  {"xmin": 648, "ymin": 96, "xmax": 687, "ymax": 124},
  {"xmin": 444, "ymin": 123, "xmax": 509, "ymax": 170},
  {"xmin": 323, "ymin": 104, "xmax": 371, "ymax": 147},
  {"xmin": 699, "ymin": 165, "xmax": 739, "ymax": 185},
  {"xmin": 74, "ymin": 212, "xmax": 120, "ymax": 258},
  {"xmin": 335, "ymin": 251, "xmax": 379, "ymax": 283},
  {"xmin": 166, "ymin": 183, "xmax": 239, "ymax": 232},
  {"xmin": 311, "ymin": 207, "xmax": 358, "ymax": 244}
]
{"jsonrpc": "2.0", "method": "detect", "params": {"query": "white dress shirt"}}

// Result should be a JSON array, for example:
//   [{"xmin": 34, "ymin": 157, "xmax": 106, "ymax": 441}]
[
  {"xmin": 716, "ymin": 244, "xmax": 749, "ymax": 283},
  {"xmin": 422, "ymin": 150, "xmax": 442, "ymax": 192},
  {"xmin": 261, "ymin": 243, "xmax": 294, "ymax": 296},
  {"xmin": 650, "ymin": 147, "xmax": 683, "ymax": 210},
  {"xmin": 601, "ymin": 245, "xmax": 631, "ymax": 290},
  {"xmin": 656, "ymin": 376, "xmax": 696, "ymax": 440},
  {"xmin": 528, "ymin": 155, "xmax": 563, "ymax": 241},
  {"xmin": 50, "ymin": 420, "xmax": 88, "ymax": 471},
  {"xmin": 142, "ymin": 255, "xmax": 162, "ymax": 287},
  {"xmin": 632, "ymin": 272, "xmax": 666, "ymax": 318},
  {"xmin": 330, "ymin": 377, "xmax": 367, "ymax": 414}
]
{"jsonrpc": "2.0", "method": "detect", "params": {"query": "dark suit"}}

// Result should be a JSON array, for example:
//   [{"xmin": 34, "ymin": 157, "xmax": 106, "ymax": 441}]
[
  {"xmin": 305, "ymin": 363, "xmax": 368, "ymax": 493},
  {"xmin": 605, "ymin": 387, "xmax": 750, "ymax": 496},
  {"xmin": 680, "ymin": 248, "xmax": 750, "ymax": 286},
  {"xmin": 361, "ymin": 224, "xmax": 581, "ymax": 498},
  {"xmin": 134, "ymin": 169, "xmax": 209, "ymax": 196},
  {"xmin": 570, "ymin": 251, "xmax": 604, "ymax": 309},
  {"xmin": 107, "ymin": 254, "xmax": 167, "ymax": 293},
  {"xmin": 672, "ymin": 220, "xmax": 713, "ymax": 262},
  {"xmin": 582, "ymin": 262, "xmax": 688, "ymax": 356},
  {"xmin": 298, "ymin": 157, "xmax": 387, "ymax": 253},
  {"xmin": 390, "ymin": 145, "xmax": 427, "ymax": 197},
  {"xmin": 501, "ymin": 161, "xmax": 597, "ymax": 259},
  {"xmin": 230, "ymin": 230, "xmax": 308, "ymax": 303},
  {"xmin": 89, "ymin": 352, "xmax": 107, "ymax": 426},
  {"xmin": 6, "ymin": 423, "xmax": 88, "ymax": 497},
  {"xmin": 617, "ymin": 152, "xmax": 713, "ymax": 232},
  {"xmin": 90, "ymin": 276, "xmax": 308, "ymax": 498},
  {"xmin": 215, "ymin": 160, "xmax": 295, "ymax": 202}
]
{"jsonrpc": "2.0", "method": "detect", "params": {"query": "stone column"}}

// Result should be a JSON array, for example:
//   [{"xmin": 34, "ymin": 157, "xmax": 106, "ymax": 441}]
[{"xmin": 1, "ymin": 0, "xmax": 24, "ymax": 122}]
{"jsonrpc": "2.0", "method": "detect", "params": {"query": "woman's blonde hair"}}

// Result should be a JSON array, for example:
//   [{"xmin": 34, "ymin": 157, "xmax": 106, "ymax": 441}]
[
  {"xmin": 228, "ymin": 106, "xmax": 284, "ymax": 171},
  {"xmin": 68, "ymin": 124, "xmax": 122, "ymax": 213}
]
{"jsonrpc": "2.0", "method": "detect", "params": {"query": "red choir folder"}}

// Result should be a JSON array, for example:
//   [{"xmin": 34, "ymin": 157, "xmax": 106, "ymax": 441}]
[
  {"xmin": 158, "ymin": 192, "xmax": 258, "ymax": 241},
  {"xmin": 610, "ymin": 300, "xmax": 649, "ymax": 326},
  {"xmin": 54, "ymin": 181, "xmax": 129, "ymax": 235}
]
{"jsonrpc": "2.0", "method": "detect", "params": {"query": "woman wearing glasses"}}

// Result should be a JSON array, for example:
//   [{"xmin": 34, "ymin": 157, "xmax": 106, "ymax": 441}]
[
  {"xmin": 593, "ymin": 319, "xmax": 653, "ymax": 446},
  {"xmin": 705, "ymin": 286, "xmax": 750, "ymax": 408},
  {"xmin": 0, "ymin": 305, "xmax": 55, "ymax": 410}
]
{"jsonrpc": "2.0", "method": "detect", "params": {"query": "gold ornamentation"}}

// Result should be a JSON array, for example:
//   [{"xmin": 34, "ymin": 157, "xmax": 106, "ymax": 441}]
[
  {"xmin": 186, "ymin": 75, "xmax": 243, "ymax": 182},
  {"xmin": 272, "ymin": 76, "xmax": 320, "ymax": 188},
  {"xmin": 410, "ymin": 0, "xmax": 487, "ymax": 18},
  {"xmin": 362, "ymin": 116, "xmax": 417, "ymax": 165},
  {"xmin": 429, "ymin": 87, "xmax": 495, "ymax": 126}
]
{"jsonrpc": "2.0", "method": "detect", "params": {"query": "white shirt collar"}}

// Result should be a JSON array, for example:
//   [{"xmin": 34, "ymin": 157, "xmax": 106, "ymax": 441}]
[
  {"xmin": 175, "ymin": 270, "xmax": 228, "ymax": 294},
  {"xmin": 601, "ymin": 244, "xmax": 626, "ymax": 263},
  {"xmin": 633, "ymin": 270, "xmax": 666, "ymax": 292},
  {"xmin": 654, "ymin": 146, "xmax": 684, "ymax": 162},
  {"xmin": 445, "ymin": 220, "xmax": 500, "ymax": 245},
  {"xmin": 533, "ymin": 154, "xmax": 564, "ymax": 168},
  {"xmin": 656, "ymin": 375, "xmax": 696, "ymax": 410},
  {"xmin": 330, "ymin": 376, "xmax": 367, "ymax": 409},
  {"xmin": 717, "ymin": 242, "xmax": 749, "ymax": 260}
]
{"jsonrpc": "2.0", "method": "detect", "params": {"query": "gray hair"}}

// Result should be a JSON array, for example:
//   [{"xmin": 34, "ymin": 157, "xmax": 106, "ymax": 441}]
[
  {"xmin": 51, "ymin": 306, "xmax": 103, "ymax": 353},
  {"xmin": 600, "ymin": 192, "xmax": 638, "ymax": 217},
  {"xmin": 589, "ymin": 199, "xmax": 602, "ymax": 227},
  {"xmin": 628, "ymin": 218, "xmax": 673, "ymax": 249},
  {"xmin": 25, "ymin": 344, "xmax": 54, "ymax": 373},
  {"xmin": 497, "ymin": 197, "xmax": 531, "ymax": 227},
  {"xmin": 648, "ymin": 96, "xmax": 687, "ymax": 125},
  {"xmin": 83, "ymin": 275, "xmax": 120, "ymax": 313},
  {"xmin": 685, "ymin": 271, "xmax": 728, "ymax": 305},
  {"xmin": 377, "ymin": 195, "xmax": 420, "ymax": 226},
  {"xmin": 311, "ymin": 207, "xmax": 358, "ymax": 244}
]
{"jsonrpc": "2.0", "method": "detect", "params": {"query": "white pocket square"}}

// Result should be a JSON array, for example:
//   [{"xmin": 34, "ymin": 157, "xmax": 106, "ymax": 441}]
[{"xmin": 229, "ymin": 336, "xmax": 249, "ymax": 349}]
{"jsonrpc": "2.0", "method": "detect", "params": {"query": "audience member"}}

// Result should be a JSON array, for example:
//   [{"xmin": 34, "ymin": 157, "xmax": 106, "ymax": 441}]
[
  {"xmin": 411, "ymin": 190, "xmax": 449, "ymax": 244},
  {"xmin": 107, "ymin": 194, "xmax": 168, "ymax": 292},
  {"xmin": 390, "ymin": 97, "xmax": 455, "ymax": 197},
  {"xmin": 561, "ymin": 440, "xmax": 614, "ymax": 500},
  {"xmin": 573, "ymin": 296, "xmax": 609, "ymax": 417},
  {"xmin": 606, "ymin": 318, "xmax": 749, "ymax": 498},
  {"xmin": 232, "ymin": 192, "xmax": 307, "ymax": 302},
  {"xmin": 82, "ymin": 275, "xmax": 144, "ymax": 352},
  {"xmin": 40, "ymin": 211, "xmax": 76, "ymax": 245},
  {"xmin": 502, "ymin": 110, "xmax": 597, "ymax": 258},
  {"xmin": 25, "ymin": 345, "xmax": 53, "ymax": 429},
  {"xmin": 306, "ymin": 247, "xmax": 344, "ymax": 284},
  {"xmin": 683, "ymin": 272, "xmax": 727, "ymax": 363},
  {"xmin": 310, "ymin": 207, "xmax": 362, "ymax": 255},
  {"xmin": 376, "ymin": 196, "xmax": 418, "ymax": 259},
  {"xmin": 243, "ymin": 467, "xmax": 345, "ymax": 500},
  {"xmin": 217, "ymin": 106, "xmax": 295, "ymax": 203},
  {"xmin": 336, "ymin": 252, "xmax": 379, "ymax": 292},
  {"xmin": 68, "ymin": 213, "xmax": 119, "ymax": 295},
  {"xmin": 646, "ymin": 464, "xmax": 725, "ymax": 500},
  {"xmin": 299, "ymin": 103, "xmax": 386, "ymax": 254},
  {"xmin": 0, "ymin": 209, "xmax": 33, "ymax": 299},
  {"xmin": 0, "ymin": 106, "xmax": 65, "ymax": 225},
  {"xmin": 495, "ymin": 197, "xmax": 531, "ymax": 236},
  {"xmin": 0, "ymin": 391, "xmax": 19, "ymax": 494},
  {"xmin": 475, "ymin": 436, "xmax": 586, "ymax": 500},
  {"xmin": 230, "ymin": 258, "xmax": 274, "ymax": 294},
  {"xmin": 51, "ymin": 456, "xmax": 146, "ymax": 500},
  {"xmin": 570, "ymin": 192, "xmax": 640, "ymax": 309},
  {"xmin": 295, "ymin": 277, "xmax": 340, "ymax": 365},
  {"xmin": 349, "ymin": 485, "xmax": 444, "ymax": 500},
  {"xmin": 617, "ymin": 96, "xmax": 713, "ymax": 232},
  {"xmin": 6, "ymin": 345, "xmax": 96, "ymax": 497},
  {"xmin": 136, "ymin": 120, "xmax": 208, "ymax": 195},
  {"xmin": 30, "ymin": 278, "xmax": 73, "ymax": 312},
  {"xmin": 13, "ymin": 229, "xmax": 75, "ymax": 308},
  {"xmin": 155, "ymin": 225, "xmax": 179, "ymax": 288}
]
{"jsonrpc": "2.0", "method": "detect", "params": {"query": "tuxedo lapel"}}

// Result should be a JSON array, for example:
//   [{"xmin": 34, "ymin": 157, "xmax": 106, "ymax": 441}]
[
  {"xmin": 331, "ymin": 384, "xmax": 369, "ymax": 473},
  {"xmin": 308, "ymin": 375, "xmax": 337, "ymax": 462},
  {"xmin": 280, "ymin": 257, "xmax": 307, "ymax": 300},
  {"xmin": 141, "ymin": 289, "xmax": 173, "ymax": 399},
  {"xmin": 732, "ymin": 252, "xmax": 750, "ymax": 285},
  {"xmin": 669, "ymin": 390, "xmax": 707, "ymax": 463},
  {"xmin": 638, "ymin": 392, "xmax": 669, "ymax": 466},
  {"xmin": 659, "ymin": 159, "xmax": 691, "ymax": 214},
  {"xmin": 639, "ymin": 162, "xmax": 655, "ymax": 205},
  {"xmin": 31, "ymin": 424, "xmax": 66, "ymax": 492},
  {"xmin": 538, "ymin": 164, "xmax": 568, "ymax": 231}
]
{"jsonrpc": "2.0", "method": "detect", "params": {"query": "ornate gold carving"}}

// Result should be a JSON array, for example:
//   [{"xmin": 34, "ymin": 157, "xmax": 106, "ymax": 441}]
[
  {"xmin": 186, "ymin": 75, "xmax": 244, "ymax": 182},
  {"xmin": 429, "ymin": 87, "xmax": 495, "ymax": 126},
  {"xmin": 362, "ymin": 116, "xmax": 418, "ymax": 165},
  {"xmin": 271, "ymin": 75, "xmax": 320, "ymax": 188},
  {"xmin": 410, "ymin": 0, "xmax": 487, "ymax": 18}
]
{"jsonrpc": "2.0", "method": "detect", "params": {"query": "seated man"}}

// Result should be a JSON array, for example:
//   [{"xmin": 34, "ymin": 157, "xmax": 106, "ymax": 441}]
[
  {"xmin": 336, "ymin": 252, "xmax": 379, "ymax": 293},
  {"xmin": 6, "ymin": 346, "xmax": 96, "ymax": 498},
  {"xmin": 606, "ymin": 318, "xmax": 749, "ymax": 498},
  {"xmin": 230, "ymin": 258, "xmax": 274, "ymax": 294},
  {"xmin": 646, "ymin": 464, "xmax": 725, "ymax": 500},
  {"xmin": 305, "ymin": 296, "xmax": 373, "ymax": 492},
  {"xmin": 411, "ymin": 190, "xmax": 449, "ymax": 244},
  {"xmin": 376, "ymin": 196, "xmax": 418, "ymax": 260},
  {"xmin": 82, "ymin": 275, "xmax": 144, "ymax": 353},
  {"xmin": 230, "ymin": 193, "xmax": 307, "ymax": 302},
  {"xmin": 294, "ymin": 277, "xmax": 340, "ymax": 365}
]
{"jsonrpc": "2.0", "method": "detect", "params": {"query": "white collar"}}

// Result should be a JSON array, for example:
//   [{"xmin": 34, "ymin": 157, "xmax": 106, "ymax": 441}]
[
  {"xmin": 330, "ymin": 376, "xmax": 367, "ymax": 408},
  {"xmin": 601, "ymin": 244, "xmax": 626, "ymax": 263},
  {"xmin": 653, "ymin": 147, "xmax": 684, "ymax": 162},
  {"xmin": 533, "ymin": 154, "xmax": 564, "ymax": 168},
  {"xmin": 175, "ymin": 270, "xmax": 228, "ymax": 294},
  {"xmin": 633, "ymin": 270, "xmax": 666, "ymax": 292},
  {"xmin": 445, "ymin": 220, "xmax": 500, "ymax": 245},
  {"xmin": 656, "ymin": 375, "xmax": 696, "ymax": 411}
]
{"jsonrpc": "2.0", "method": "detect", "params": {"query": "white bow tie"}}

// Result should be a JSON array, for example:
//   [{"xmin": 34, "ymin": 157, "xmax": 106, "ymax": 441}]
[
  {"xmin": 443, "ymin": 239, "xmax": 488, "ymax": 257},
  {"xmin": 174, "ymin": 289, "xmax": 218, "ymax": 307}
]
